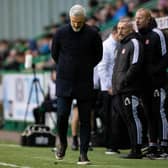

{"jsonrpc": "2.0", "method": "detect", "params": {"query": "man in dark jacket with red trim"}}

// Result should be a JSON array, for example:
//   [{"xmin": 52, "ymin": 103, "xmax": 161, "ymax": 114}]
[
  {"xmin": 112, "ymin": 18, "xmax": 144, "ymax": 159},
  {"xmin": 135, "ymin": 8, "xmax": 168, "ymax": 158},
  {"xmin": 51, "ymin": 4, "xmax": 102, "ymax": 165}
]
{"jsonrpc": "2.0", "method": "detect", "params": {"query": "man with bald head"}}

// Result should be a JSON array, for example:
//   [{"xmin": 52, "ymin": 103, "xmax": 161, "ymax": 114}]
[
  {"xmin": 51, "ymin": 4, "xmax": 102, "ymax": 164},
  {"xmin": 112, "ymin": 18, "xmax": 144, "ymax": 158},
  {"xmin": 135, "ymin": 8, "xmax": 168, "ymax": 158}
]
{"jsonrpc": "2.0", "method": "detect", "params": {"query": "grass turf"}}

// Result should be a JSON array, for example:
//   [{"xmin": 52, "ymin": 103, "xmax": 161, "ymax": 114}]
[{"xmin": 0, "ymin": 143, "xmax": 167, "ymax": 168}]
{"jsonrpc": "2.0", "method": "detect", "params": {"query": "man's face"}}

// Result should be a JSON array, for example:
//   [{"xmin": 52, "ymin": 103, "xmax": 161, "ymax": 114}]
[
  {"xmin": 135, "ymin": 10, "xmax": 149, "ymax": 30},
  {"xmin": 112, "ymin": 30, "xmax": 119, "ymax": 41},
  {"xmin": 117, "ymin": 22, "xmax": 132, "ymax": 41},
  {"xmin": 70, "ymin": 15, "xmax": 85, "ymax": 32},
  {"xmin": 51, "ymin": 70, "xmax": 56, "ymax": 81}
]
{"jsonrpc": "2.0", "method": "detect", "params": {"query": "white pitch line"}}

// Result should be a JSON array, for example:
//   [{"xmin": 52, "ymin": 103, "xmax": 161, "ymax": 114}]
[
  {"xmin": 0, "ymin": 144, "xmax": 21, "ymax": 148},
  {"xmin": 0, "ymin": 162, "xmax": 31, "ymax": 168},
  {"xmin": 90, "ymin": 165, "xmax": 124, "ymax": 168}
]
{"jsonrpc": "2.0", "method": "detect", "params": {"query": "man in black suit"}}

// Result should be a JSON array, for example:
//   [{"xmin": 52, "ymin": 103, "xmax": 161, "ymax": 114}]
[{"xmin": 51, "ymin": 4, "xmax": 102, "ymax": 165}]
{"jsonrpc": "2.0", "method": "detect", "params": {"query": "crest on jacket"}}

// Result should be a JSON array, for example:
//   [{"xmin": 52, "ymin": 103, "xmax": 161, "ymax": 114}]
[
  {"xmin": 122, "ymin": 48, "xmax": 126, "ymax": 54},
  {"xmin": 145, "ymin": 39, "xmax": 149, "ymax": 45}
]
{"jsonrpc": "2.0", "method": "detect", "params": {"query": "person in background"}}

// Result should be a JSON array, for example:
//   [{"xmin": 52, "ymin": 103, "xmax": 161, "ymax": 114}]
[
  {"xmin": 33, "ymin": 68, "xmax": 57, "ymax": 124},
  {"xmin": 51, "ymin": 4, "xmax": 102, "ymax": 165},
  {"xmin": 71, "ymin": 99, "xmax": 79, "ymax": 150},
  {"xmin": 150, "ymin": 8, "xmax": 160, "ymax": 18},
  {"xmin": 98, "ymin": 25, "xmax": 121, "ymax": 154},
  {"xmin": 59, "ymin": 12, "xmax": 69, "ymax": 25},
  {"xmin": 70, "ymin": 99, "xmax": 94, "ymax": 151},
  {"xmin": 0, "ymin": 40, "xmax": 9, "ymax": 67},
  {"xmin": 112, "ymin": 0, "xmax": 128, "ymax": 22},
  {"xmin": 135, "ymin": 8, "xmax": 168, "ymax": 159}
]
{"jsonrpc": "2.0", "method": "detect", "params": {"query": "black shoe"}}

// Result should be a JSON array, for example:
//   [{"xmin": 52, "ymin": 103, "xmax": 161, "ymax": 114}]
[
  {"xmin": 143, "ymin": 146, "xmax": 157, "ymax": 155},
  {"xmin": 160, "ymin": 146, "xmax": 168, "ymax": 155},
  {"xmin": 155, "ymin": 146, "xmax": 168, "ymax": 160},
  {"xmin": 71, "ymin": 143, "xmax": 78, "ymax": 151},
  {"xmin": 71, "ymin": 136, "xmax": 79, "ymax": 151},
  {"xmin": 121, "ymin": 151, "xmax": 143, "ymax": 159},
  {"xmin": 55, "ymin": 144, "xmax": 67, "ymax": 160},
  {"xmin": 77, "ymin": 153, "xmax": 90, "ymax": 165},
  {"xmin": 142, "ymin": 146, "xmax": 161, "ymax": 159},
  {"xmin": 158, "ymin": 153, "xmax": 168, "ymax": 159},
  {"xmin": 147, "ymin": 146, "xmax": 168, "ymax": 160},
  {"xmin": 88, "ymin": 142, "xmax": 93, "ymax": 151},
  {"xmin": 105, "ymin": 148, "xmax": 120, "ymax": 155},
  {"xmin": 145, "ymin": 153, "xmax": 161, "ymax": 160}
]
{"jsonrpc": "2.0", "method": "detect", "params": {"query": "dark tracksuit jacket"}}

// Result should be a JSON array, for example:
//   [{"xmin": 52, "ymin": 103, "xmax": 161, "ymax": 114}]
[
  {"xmin": 139, "ymin": 27, "xmax": 168, "ymax": 143},
  {"xmin": 112, "ymin": 32, "xmax": 144, "ymax": 150},
  {"xmin": 112, "ymin": 32, "xmax": 144, "ymax": 95}
]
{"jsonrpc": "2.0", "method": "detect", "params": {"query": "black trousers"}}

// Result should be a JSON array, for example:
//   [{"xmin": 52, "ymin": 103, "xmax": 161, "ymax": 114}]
[
  {"xmin": 57, "ymin": 97, "xmax": 92, "ymax": 155},
  {"xmin": 115, "ymin": 94, "xmax": 143, "ymax": 150},
  {"xmin": 142, "ymin": 88, "xmax": 168, "ymax": 144},
  {"xmin": 109, "ymin": 95, "xmax": 130, "ymax": 149},
  {"xmin": 98, "ymin": 92, "xmax": 130, "ymax": 149},
  {"xmin": 97, "ymin": 91, "xmax": 111, "ymax": 148}
]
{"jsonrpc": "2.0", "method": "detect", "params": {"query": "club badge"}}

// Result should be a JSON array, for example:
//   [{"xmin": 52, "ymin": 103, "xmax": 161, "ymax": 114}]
[
  {"xmin": 145, "ymin": 39, "xmax": 149, "ymax": 45},
  {"xmin": 122, "ymin": 48, "xmax": 126, "ymax": 54}
]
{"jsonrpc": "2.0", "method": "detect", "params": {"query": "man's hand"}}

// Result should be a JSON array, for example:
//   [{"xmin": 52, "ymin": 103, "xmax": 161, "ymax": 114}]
[{"xmin": 108, "ymin": 88, "xmax": 113, "ymax": 95}]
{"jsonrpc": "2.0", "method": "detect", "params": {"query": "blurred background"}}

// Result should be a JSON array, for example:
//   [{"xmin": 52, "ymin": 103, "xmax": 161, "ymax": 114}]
[{"xmin": 0, "ymin": 0, "xmax": 168, "ymax": 142}]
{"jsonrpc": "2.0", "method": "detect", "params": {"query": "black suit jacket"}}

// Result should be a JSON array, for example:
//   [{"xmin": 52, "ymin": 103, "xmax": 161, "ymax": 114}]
[{"xmin": 51, "ymin": 24, "xmax": 103, "ymax": 99}]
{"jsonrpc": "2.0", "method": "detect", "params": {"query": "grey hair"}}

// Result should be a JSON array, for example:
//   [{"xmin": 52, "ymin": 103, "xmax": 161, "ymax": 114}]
[
  {"xmin": 69, "ymin": 4, "xmax": 86, "ymax": 17},
  {"xmin": 118, "ymin": 17, "xmax": 134, "ymax": 30}
]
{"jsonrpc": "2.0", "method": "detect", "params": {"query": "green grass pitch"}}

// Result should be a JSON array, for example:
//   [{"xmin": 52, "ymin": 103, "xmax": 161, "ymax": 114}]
[{"xmin": 0, "ymin": 143, "xmax": 167, "ymax": 168}]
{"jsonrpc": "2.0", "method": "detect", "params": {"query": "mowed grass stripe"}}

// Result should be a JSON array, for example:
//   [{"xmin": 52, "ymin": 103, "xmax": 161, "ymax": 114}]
[{"xmin": 0, "ymin": 142, "xmax": 168, "ymax": 168}]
